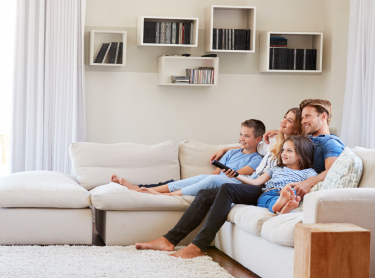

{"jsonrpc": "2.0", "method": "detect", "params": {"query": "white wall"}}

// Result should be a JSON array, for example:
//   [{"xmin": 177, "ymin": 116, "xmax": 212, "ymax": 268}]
[
  {"xmin": 321, "ymin": 0, "xmax": 350, "ymax": 135},
  {"xmin": 85, "ymin": 0, "xmax": 333, "ymax": 145}
]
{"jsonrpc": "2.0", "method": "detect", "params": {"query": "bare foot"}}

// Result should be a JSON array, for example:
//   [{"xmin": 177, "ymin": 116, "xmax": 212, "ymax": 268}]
[
  {"xmin": 135, "ymin": 237, "xmax": 175, "ymax": 251},
  {"xmin": 169, "ymin": 243, "xmax": 205, "ymax": 259},
  {"xmin": 140, "ymin": 187, "xmax": 164, "ymax": 195},
  {"xmin": 272, "ymin": 186, "xmax": 292, "ymax": 213},
  {"xmin": 111, "ymin": 174, "xmax": 121, "ymax": 184},
  {"xmin": 280, "ymin": 196, "xmax": 301, "ymax": 214},
  {"xmin": 120, "ymin": 178, "xmax": 140, "ymax": 192}
]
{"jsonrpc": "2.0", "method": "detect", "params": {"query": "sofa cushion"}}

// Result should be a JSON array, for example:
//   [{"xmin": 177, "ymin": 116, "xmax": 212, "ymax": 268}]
[
  {"xmin": 0, "ymin": 171, "xmax": 91, "ymax": 208},
  {"xmin": 261, "ymin": 211, "xmax": 303, "ymax": 247},
  {"xmin": 322, "ymin": 147, "xmax": 363, "ymax": 190},
  {"xmin": 70, "ymin": 140, "xmax": 180, "ymax": 190},
  {"xmin": 230, "ymin": 205, "xmax": 275, "ymax": 236},
  {"xmin": 90, "ymin": 182, "xmax": 194, "ymax": 211},
  {"xmin": 351, "ymin": 147, "xmax": 375, "ymax": 188},
  {"xmin": 179, "ymin": 140, "xmax": 240, "ymax": 179}
]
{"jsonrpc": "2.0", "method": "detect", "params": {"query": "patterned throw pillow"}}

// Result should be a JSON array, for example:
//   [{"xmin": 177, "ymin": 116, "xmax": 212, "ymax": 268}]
[
  {"xmin": 321, "ymin": 147, "xmax": 363, "ymax": 190},
  {"xmin": 297, "ymin": 147, "xmax": 363, "ymax": 210}
]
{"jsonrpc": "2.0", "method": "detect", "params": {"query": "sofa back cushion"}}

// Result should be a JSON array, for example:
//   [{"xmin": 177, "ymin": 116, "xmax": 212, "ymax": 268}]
[
  {"xmin": 351, "ymin": 147, "xmax": 375, "ymax": 188},
  {"xmin": 70, "ymin": 141, "xmax": 180, "ymax": 190},
  {"xmin": 178, "ymin": 140, "xmax": 240, "ymax": 179}
]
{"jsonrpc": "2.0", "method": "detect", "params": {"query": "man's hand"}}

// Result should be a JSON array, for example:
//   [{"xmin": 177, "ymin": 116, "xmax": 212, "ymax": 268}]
[
  {"xmin": 289, "ymin": 180, "xmax": 314, "ymax": 198},
  {"xmin": 263, "ymin": 130, "xmax": 280, "ymax": 144},
  {"xmin": 210, "ymin": 149, "xmax": 227, "ymax": 163}
]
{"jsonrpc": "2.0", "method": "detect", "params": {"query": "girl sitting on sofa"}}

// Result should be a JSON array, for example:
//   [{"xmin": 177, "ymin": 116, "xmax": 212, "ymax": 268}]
[{"xmin": 224, "ymin": 135, "xmax": 317, "ymax": 214}]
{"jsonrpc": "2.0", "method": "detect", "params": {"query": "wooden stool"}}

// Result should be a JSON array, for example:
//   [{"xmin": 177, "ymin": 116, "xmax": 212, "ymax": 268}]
[{"xmin": 294, "ymin": 223, "xmax": 370, "ymax": 278}]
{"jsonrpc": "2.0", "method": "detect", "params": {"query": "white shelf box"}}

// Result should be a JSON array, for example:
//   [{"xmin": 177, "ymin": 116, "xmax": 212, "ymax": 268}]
[
  {"xmin": 90, "ymin": 30, "xmax": 127, "ymax": 66},
  {"xmin": 205, "ymin": 5, "xmax": 256, "ymax": 53},
  {"xmin": 137, "ymin": 16, "xmax": 199, "ymax": 47},
  {"xmin": 259, "ymin": 31, "xmax": 323, "ymax": 73},
  {"xmin": 158, "ymin": 56, "xmax": 219, "ymax": 86}
]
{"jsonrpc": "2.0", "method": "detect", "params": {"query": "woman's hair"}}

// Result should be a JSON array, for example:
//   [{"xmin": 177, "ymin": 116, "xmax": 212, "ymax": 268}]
[
  {"xmin": 299, "ymin": 99, "xmax": 332, "ymax": 125},
  {"xmin": 276, "ymin": 135, "xmax": 315, "ymax": 170},
  {"xmin": 270, "ymin": 108, "xmax": 304, "ymax": 158}
]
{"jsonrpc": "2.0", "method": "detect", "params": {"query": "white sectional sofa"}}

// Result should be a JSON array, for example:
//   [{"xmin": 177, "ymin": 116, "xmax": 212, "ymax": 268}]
[{"xmin": 1, "ymin": 140, "xmax": 374, "ymax": 278}]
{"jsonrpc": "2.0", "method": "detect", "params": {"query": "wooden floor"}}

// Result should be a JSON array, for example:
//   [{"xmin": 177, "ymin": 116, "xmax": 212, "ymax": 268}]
[{"xmin": 93, "ymin": 225, "xmax": 260, "ymax": 278}]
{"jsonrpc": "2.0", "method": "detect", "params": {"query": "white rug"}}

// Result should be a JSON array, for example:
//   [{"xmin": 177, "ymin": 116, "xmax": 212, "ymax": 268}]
[{"xmin": 0, "ymin": 245, "xmax": 234, "ymax": 278}]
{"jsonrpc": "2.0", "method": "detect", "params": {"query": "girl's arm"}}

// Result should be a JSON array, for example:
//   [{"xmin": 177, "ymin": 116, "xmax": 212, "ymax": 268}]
[{"xmin": 223, "ymin": 169, "xmax": 271, "ymax": 186}]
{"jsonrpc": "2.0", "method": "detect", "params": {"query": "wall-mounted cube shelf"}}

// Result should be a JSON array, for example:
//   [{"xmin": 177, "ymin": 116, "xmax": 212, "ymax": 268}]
[
  {"xmin": 137, "ymin": 16, "xmax": 199, "ymax": 47},
  {"xmin": 205, "ymin": 5, "xmax": 256, "ymax": 53},
  {"xmin": 259, "ymin": 31, "xmax": 323, "ymax": 73},
  {"xmin": 90, "ymin": 30, "xmax": 127, "ymax": 66}
]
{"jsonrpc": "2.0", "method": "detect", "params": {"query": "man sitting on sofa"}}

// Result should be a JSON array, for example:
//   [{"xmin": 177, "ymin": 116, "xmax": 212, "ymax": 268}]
[{"xmin": 135, "ymin": 99, "xmax": 345, "ymax": 259}]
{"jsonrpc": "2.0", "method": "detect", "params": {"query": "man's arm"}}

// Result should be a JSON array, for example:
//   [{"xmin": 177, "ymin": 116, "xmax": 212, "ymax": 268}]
[
  {"xmin": 292, "ymin": 156, "xmax": 338, "ymax": 198},
  {"xmin": 210, "ymin": 146, "xmax": 240, "ymax": 163}
]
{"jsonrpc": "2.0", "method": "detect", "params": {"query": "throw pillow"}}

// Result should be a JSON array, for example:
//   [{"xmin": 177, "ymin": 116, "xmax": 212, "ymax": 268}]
[{"xmin": 321, "ymin": 147, "xmax": 363, "ymax": 190}]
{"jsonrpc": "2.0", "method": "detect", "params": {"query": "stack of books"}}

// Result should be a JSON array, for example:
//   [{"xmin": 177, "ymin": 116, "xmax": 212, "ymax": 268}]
[
  {"xmin": 143, "ymin": 22, "xmax": 194, "ymax": 45},
  {"xmin": 171, "ymin": 68, "xmax": 215, "ymax": 84},
  {"xmin": 212, "ymin": 29, "xmax": 251, "ymax": 50},
  {"xmin": 171, "ymin": 76, "xmax": 189, "ymax": 84},
  {"xmin": 269, "ymin": 37, "xmax": 317, "ymax": 70},
  {"xmin": 94, "ymin": 42, "xmax": 123, "ymax": 64}
]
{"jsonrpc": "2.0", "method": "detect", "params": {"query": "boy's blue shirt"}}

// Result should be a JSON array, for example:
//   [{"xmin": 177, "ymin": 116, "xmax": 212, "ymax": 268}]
[
  {"xmin": 218, "ymin": 148, "xmax": 262, "ymax": 175},
  {"xmin": 309, "ymin": 134, "xmax": 345, "ymax": 174}
]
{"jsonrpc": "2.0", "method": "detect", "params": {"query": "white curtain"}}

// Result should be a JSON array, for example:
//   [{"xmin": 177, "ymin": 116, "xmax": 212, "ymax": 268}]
[
  {"xmin": 11, "ymin": 0, "xmax": 86, "ymax": 175},
  {"xmin": 341, "ymin": 0, "xmax": 375, "ymax": 148}
]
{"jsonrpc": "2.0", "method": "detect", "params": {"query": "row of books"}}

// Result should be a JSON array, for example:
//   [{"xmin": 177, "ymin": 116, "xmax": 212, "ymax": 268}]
[
  {"xmin": 269, "ymin": 48, "xmax": 317, "ymax": 70},
  {"xmin": 143, "ymin": 22, "xmax": 194, "ymax": 45},
  {"xmin": 212, "ymin": 29, "xmax": 251, "ymax": 50},
  {"xmin": 270, "ymin": 37, "xmax": 287, "ymax": 47},
  {"xmin": 94, "ymin": 42, "xmax": 123, "ymax": 64},
  {"xmin": 171, "ymin": 68, "xmax": 215, "ymax": 84}
]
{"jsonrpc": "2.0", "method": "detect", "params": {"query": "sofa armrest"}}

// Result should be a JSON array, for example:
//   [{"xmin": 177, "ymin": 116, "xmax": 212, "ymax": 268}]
[
  {"xmin": 303, "ymin": 188, "xmax": 375, "ymax": 225},
  {"xmin": 303, "ymin": 188, "xmax": 375, "ymax": 276}
]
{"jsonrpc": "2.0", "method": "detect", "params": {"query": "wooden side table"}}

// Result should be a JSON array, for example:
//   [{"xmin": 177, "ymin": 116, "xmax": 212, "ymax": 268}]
[{"xmin": 294, "ymin": 223, "xmax": 370, "ymax": 278}]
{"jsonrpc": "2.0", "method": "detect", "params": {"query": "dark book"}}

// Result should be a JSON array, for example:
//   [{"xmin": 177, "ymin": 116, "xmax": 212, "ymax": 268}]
[
  {"xmin": 270, "ymin": 39, "xmax": 287, "ymax": 46},
  {"xmin": 218, "ymin": 29, "xmax": 222, "ymax": 50},
  {"xmin": 143, "ymin": 22, "xmax": 147, "ymax": 43},
  {"xmin": 222, "ymin": 29, "xmax": 225, "ymax": 50},
  {"xmin": 94, "ymin": 43, "xmax": 110, "ymax": 63},
  {"xmin": 246, "ymin": 29, "xmax": 250, "ymax": 50},
  {"xmin": 108, "ymin": 42, "xmax": 118, "ymax": 64},
  {"xmin": 116, "ymin": 42, "xmax": 123, "ymax": 64},
  {"xmin": 312, "ymin": 49, "xmax": 317, "ymax": 70},
  {"xmin": 213, "ymin": 28, "xmax": 217, "ymax": 49},
  {"xmin": 231, "ymin": 29, "xmax": 234, "ymax": 50},
  {"xmin": 156, "ymin": 22, "xmax": 160, "ymax": 44},
  {"xmin": 296, "ymin": 49, "xmax": 304, "ymax": 70},
  {"xmin": 269, "ymin": 47, "xmax": 273, "ymax": 69},
  {"xmin": 288, "ymin": 49, "xmax": 294, "ymax": 70}
]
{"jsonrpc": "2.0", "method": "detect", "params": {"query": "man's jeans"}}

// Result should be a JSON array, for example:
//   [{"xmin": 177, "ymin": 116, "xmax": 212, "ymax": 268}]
[{"xmin": 163, "ymin": 183, "xmax": 264, "ymax": 252}]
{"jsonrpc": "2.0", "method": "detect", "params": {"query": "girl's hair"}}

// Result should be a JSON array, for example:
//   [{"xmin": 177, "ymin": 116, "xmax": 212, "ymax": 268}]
[
  {"xmin": 276, "ymin": 135, "xmax": 315, "ymax": 170},
  {"xmin": 270, "ymin": 108, "xmax": 305, "ymax": 158}
]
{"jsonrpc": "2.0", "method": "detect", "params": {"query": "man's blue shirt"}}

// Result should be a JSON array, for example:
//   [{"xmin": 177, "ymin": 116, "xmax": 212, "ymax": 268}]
[{"xmin": 309, "ymin": 134, "xmax": 345, "ymax": 174}]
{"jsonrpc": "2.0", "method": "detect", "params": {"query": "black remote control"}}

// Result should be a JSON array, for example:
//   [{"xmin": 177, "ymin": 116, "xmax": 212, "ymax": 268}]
[
  {"xmin": 201, "ymin": 54, "xmax": 217, "ymax": 57},
  {"xmin": 211, "ymin": 160, "xmax": 239, "ymax": 177}
]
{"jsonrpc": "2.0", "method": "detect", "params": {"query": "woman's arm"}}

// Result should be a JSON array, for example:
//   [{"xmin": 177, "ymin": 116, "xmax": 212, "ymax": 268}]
[
  {"xmin": 223, "ymin": 169, "xmax": 271, "ymax": 185},
  {"xmin": 210, "ymin": 146, "xmax": 241, "ymax": 163}
]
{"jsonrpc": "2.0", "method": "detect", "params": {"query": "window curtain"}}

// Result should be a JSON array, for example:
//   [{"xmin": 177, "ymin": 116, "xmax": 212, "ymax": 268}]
[
  {"xmin": 341, "ymin": 0, "xmax": 375, "ymax": 148},
  {"xmin": 11, "ymin": 0, "xmax": 86, "ymax": 175}
]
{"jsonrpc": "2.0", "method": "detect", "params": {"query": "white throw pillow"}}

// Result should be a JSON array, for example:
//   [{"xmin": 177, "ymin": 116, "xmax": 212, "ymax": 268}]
[
  {"xmin": 70, "ymin": 141, "xmax": 180, "ymax": 190},
  {"xmin": 321, "ymin": 147, "xmax": 363, "ymax": 190},
  {"xmin": 179, "ymin": 140, "xmax": 240, "ymax": 179}
]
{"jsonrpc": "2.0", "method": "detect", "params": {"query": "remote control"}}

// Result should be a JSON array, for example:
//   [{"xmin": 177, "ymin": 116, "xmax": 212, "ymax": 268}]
[
  {"xmin": 201, "ymin": 54, "xmax": 217, "ymax": 57},
  {"xmin": 211, "ymin": 160, "xmax": 239, "ymax": 177},
  {"xmin": 182, "ymin": 54, "xmax": 191, "ymax": 57}
]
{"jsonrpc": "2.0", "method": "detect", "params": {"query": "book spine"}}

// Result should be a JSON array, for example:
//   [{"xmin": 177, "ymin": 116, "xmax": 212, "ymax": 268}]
[
  {"xmin": 156, "ymin": 22, "xmax": 160, "ymax": 44},
  {"xmin": 246, "ymin": 29, "xmax": 250, "ymax": 50},
  {"xmin": 212, "ymin": 28, "xmax": 216, "ymax": 49},
  {"xmin": 232, "ymin": 29, "xmax": 234, "ymax": 50},
  {"xmin": 171, "ymin": 23, "xmax": 176, "ymax": 44},
  {"xmin": 114, "ymin": 42, "xmax": 120, "ymax": 63},
  {"xmin": 190, "ymin": 23, "xmax": 194, "ymax": 45},
  {"xmin": 116, "ymin": 42, "xmax": 123, "ymax": 64},
  {"xmin": 143, "ymin": 22, "xmax": 147, "ymax": 43},
  {"xmin": 228, "ymin": 29, "xmax": 231, "ymax": 50},
  {"xmin": 179, "ymin": 23, "xmax": 182, "ymax": 44},
  {"xmin": 166, "ymin": 22, "xmax": 171, "ymax": 44},
  {"xmin": 303, "ymin": 49, "xmax": 307, "ymax": 70}
]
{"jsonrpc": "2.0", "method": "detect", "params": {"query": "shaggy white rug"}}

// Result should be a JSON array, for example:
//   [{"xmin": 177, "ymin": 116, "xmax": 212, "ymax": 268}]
[{"xmin": 0, "ymin": 245, "xmax": 234, "ymax": 278}]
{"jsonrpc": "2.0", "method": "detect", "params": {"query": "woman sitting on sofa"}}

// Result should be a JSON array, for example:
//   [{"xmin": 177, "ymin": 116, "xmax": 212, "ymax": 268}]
[{"xmin": 111, "ymin": 107, "xmax": 305, "ymax": 195}]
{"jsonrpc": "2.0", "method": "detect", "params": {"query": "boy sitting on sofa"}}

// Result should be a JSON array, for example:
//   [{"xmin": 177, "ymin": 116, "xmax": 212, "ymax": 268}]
[{"xmin": 111, "ymin": 119, "xmax": 265, "ymax": 196}]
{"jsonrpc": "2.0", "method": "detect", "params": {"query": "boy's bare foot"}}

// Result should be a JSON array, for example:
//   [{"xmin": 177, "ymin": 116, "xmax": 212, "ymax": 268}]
[
  {"xmin": 272, "ymin": 186, "xmax": 292, "ymax": 213},
  {"xmin": 120, "ymin": 178, "xmax": 141, "ymax": 191},
  {"xmin": 280, "ymin": 196, "xmax": 301, "ymax": 214},
  {"xmin": 135, "ymin": 237, "xmax": 175, "ymax": 251},
  {"xmin": 169, "ymin": 243, "xmax": 205, "ymax": 259},
  {"xmin": 140, "ymin": 187, "xmax": 164, "ymax": 195},
  {"xmin": 111, "ymin": 174, "xmax": 121, "ymax": 184}
]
